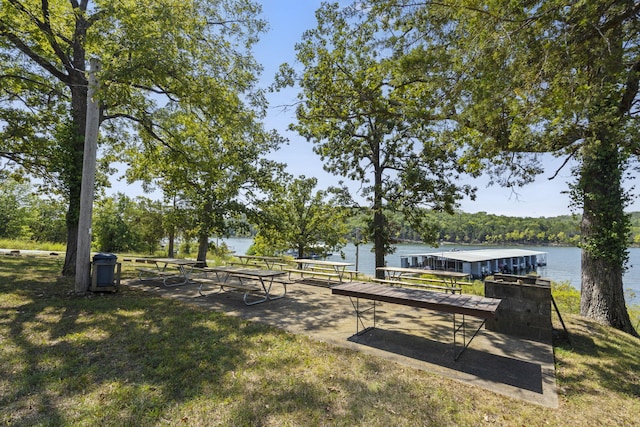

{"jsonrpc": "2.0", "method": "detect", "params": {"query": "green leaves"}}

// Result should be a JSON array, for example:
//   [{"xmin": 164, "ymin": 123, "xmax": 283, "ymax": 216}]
[
  {"xmin": 255, "ymin": 176, "xmax": 351, "ymax": 258},
  {"xmin": 1, "ymin": 0, "xmax": 272, "ymax": 271}
]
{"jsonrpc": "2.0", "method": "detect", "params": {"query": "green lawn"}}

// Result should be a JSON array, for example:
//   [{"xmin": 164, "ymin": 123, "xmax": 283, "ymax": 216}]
[{"xmin": 1, "ymin": 256, "xmax": 638, "ymax": 426}]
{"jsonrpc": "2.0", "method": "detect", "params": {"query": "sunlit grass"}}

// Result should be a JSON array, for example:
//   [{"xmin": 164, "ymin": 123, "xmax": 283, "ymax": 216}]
[
  {"xmin": 1, "ymin": 256, "xmax": 638, "ymax": 426},
  {"xmin": 552, "ymin": 281, "xmax": 582, "ymax": 314},
  {"xmin": 0, "ymin": 238, "xmax": 66, "ymax": 252}
]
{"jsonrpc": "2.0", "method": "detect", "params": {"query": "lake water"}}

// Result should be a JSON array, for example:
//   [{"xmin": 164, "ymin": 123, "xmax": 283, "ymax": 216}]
[{"xmin": 220, "ymin": 238, "xmax": 640, "ymax": 304}]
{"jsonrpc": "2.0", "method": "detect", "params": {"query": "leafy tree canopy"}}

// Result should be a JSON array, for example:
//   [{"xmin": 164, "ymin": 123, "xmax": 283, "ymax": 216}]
[
  {"xmin": 369, "ymin": 0, "xmax": 639, "ymax": 334},
  {"xmin": 0, "ymin": 0, "xmax": 268, "ymax": 274},
  {"xmin": 253, "ymin": 176, "xmax": 352, "ymax": 258},
  {"xmin": 277, "ymin": 3, "xmax": 476, "ymax": 276}
]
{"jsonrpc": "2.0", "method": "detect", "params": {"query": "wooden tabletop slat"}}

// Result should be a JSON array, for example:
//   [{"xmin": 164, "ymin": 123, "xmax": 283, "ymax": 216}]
[{"xmin": 332, "ymin": 282, "xmax": 501, "ymax": 319}]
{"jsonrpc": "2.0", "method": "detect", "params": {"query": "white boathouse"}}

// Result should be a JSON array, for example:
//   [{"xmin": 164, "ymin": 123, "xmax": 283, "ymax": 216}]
[{"xmin": 400, "ymin": 248, "xmax": 547, "ymax": 279}]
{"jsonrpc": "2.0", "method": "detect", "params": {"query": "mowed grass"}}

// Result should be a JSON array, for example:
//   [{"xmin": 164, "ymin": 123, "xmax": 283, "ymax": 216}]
[{"xmin": 1, "ymin": 257, "xmax": 639, "ymax": 426}]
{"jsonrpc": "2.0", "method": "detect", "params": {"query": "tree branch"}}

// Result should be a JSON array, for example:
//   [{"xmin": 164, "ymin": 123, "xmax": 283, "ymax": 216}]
[
  {"xmin": 0, "ymin": 21, "xmax": 70, "ymax": 83},
  {"xmin": 0, "ymin": 73, "xmax": 66, "ymax": 98},
  {"xmin": 619, "ymin": 58, "xmax": 640, "ymax": 117},
  {"xmin": 548, "ymin": 147, "xmax": 579, "ymax": 180},
  {"xmin": 102, "ymin": 112, "xmax": 191, "ymax": 161}
]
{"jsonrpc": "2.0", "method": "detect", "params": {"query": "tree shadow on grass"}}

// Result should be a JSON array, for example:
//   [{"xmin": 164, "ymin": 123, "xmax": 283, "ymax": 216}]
[
  {"xmin": 5, "ymin": 257, "xmax": 441, "ymax": 425},
  {"xmin": 0, "ymin": 257, "xmax": 291, "ymax": 424},
  {"xmin": 552, "ymin": 315, "xmax": 640, "ymax": 399}
]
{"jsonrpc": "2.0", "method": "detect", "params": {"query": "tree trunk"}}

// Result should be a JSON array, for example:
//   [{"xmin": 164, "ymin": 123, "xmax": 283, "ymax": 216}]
[
  {"xmin": 579, "ymin": 138, "xmax": 638, "ymax": 336},
  {"xmin": 61, "ymin": 142, "xmax": 85, "ymax": 276},
  {"xmin": 61, "ymin": 8, "xmax": 90, "ymax": 277},
  {"xmin": 168, "ymin": 229, "xmax": 175, "ymax": 257},
  {"xmin": 373, "ymin": 141, "xmax": 386, "ymax": 280},
  {"xmin": 196, "ymin": 232, "xmax": 208, "ymax": 268},
  {"xmin": 61, "ymin": 75, "xmax": 88, "ymax": 276},
  {"xmin": 373, "ymin": 209, "xmax": 386, "ymax": 279},
  {"xmin": 580, "ymin": 250, "xmax": 636, "ymax": 334},
  {"xmin": 196, "ymin": 201, "xmax": 213, "ymax": 267},
  {"xmin": 62, "ymin": 208, "xmax": 79, "ymax": 276}
]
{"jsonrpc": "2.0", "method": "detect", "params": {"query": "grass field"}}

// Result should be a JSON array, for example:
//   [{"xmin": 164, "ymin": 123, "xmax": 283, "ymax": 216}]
[{"xmin": 1, "ymin": 255, "xmax": 639, "ymax": 426}]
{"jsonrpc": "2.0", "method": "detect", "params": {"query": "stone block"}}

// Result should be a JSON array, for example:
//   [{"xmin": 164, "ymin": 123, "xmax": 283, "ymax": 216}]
[{"xmin": 484, "ymin": 275, "xmax": 552, "ymax": 342}]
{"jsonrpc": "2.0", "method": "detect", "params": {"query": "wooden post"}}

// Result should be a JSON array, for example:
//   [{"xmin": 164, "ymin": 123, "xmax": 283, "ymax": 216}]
[
  {"xmin": 354, "ymin": 228, "xmax": 360, "ymax": 272},
  {"xmin": 75, "ymin": 58, "xmax": 101, "ymax": 294}
]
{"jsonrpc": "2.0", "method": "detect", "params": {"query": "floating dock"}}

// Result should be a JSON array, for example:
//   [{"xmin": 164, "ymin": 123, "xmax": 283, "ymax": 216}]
[{"xmin": 400, "ymin": 249, "xmax": 547, "ymax": 279}]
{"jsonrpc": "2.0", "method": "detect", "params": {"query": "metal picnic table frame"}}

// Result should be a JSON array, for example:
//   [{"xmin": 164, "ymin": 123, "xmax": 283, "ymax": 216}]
[
  {"xmin": 136, "ymin": 258, "xmax": 199, "ymax": 287},
  {"xmin": 196, "ymin": 265, "xmax": 288, "ymax": 305},
  {"xmin": 289, "ymin": 259, "xmax": 355, "ymax": 284},
  {"xmin": 332, "ymin": 282, "xmax": 501, "ymax": 360},
  {"xmin": 235, "ymin": 255, "xmax": 285, "ymax": 269}
]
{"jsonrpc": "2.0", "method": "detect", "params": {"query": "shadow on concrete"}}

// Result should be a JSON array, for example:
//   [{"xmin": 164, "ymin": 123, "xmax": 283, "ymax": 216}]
[{"xmin": 348, "ymin": 328, "xmax": 543, "ymax": 393}]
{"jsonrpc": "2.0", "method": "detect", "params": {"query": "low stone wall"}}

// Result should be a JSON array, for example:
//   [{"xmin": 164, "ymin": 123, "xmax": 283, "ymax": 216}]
[{"xmin": 484, "ymin": 274, "xmax": 552, "ymax": 342}]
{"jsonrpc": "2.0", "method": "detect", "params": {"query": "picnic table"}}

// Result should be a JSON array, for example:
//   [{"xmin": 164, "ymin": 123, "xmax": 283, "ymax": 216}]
[
  {"xmin": 196, "ymin": 266, "xmax": 289, "ymax": 305},
  {"xmin": 378, "ymin": 266, "xmax": 470, "ymax": 282},
  {"xmin": 376, "ymin": 266, "xmax": 469, "ymax": 293},
  {"xmin": 235, "ymin": 255, "xmax": 285, "ymax": 269},
  {"xmin": 135, "ymin": 258, "xmax": 198, "ymax": 287},
  {"xmin": 286, "ymin": 259, "xmax": 356, "ymax": 285},
  {"xmin": 332, "ymin": 281, "xmax": 501, "ymax": 360}
]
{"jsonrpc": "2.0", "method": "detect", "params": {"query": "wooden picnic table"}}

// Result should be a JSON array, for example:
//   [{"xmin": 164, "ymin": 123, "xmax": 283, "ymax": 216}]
[
  {"xmin": 377, "ymin": 266, "xmax": 470, "ymax": 285},
  {"xmin": 332, "ymin": 281, "xmax": 501, "ymax": 360}
]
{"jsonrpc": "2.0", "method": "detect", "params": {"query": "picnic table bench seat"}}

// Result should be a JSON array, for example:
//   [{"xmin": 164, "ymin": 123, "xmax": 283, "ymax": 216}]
[
  {"xmin": 195, "ymin": 267, "xmax": 289, "ymax": 305},
  {"xmin": 195, "ymin": 277, "xmax": 266, "ymax": 306},
  {"xmin": 229, "ymin": 261, "xmax": 265, "ymax": 268},
  {"xmin": 309, "ymin": 266, "xmax": 360, "ymax": 280},
  {"xmin": 268, "ymin": 275, "xmax": 299, "ymax": 285},
  {"xmin": 136, "ymin": 267, "xmax": 184, "ymax": 287},
  {"xmin": 136, "ymin": 267, "xmax": 177, "ymax": 279},
  {"xmin": 307, "ymin": 266, "xmax": 359, "ymax": 279},
  {"xmin": 134, "ymin": 258, "xmax": 158, "ymax": 264},
  {"xmin": 409, "ymin": 276, "xmax": 468, "ymax": 287},
  {"xmin": 345, "ymin": 270, "xmax": 360, "ymax": 280},
  {"xmin": 309, "ymin": 266, "xmax": 338, "ymax": 272},
  {"xmin": 195, "ymin": 277, "xmax": 261, "ymax": 292},
  {"xmin": 285, "ymin": 268, "xmax": 340, "ymax": 281}
]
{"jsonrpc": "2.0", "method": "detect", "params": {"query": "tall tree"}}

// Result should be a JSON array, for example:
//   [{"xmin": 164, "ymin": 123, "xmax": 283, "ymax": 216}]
[
  {"xmin": 126, "ymin": 101, "xmax": 286, "ymax": 267},
  {"xmin": 93, "ymin": 194, "xmax": 165, "ymax": 254},
  {"xmin": 254, "ymin": 176, "xmax": 351, "ymax": 258},
  {"xmin": 373, "ymin": 0, "xmax": 639, "ymax": 334},
  {"xmin": 0, "ymin": 0, "xmax": 266, "ymax": 276},
  {"xmin": 279, "ymin": 3, "xmax": 475, "ymax": 278}
]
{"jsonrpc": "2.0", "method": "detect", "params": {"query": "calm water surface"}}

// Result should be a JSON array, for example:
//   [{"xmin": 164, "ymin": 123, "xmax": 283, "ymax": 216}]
[{"xmin": 221, "ymin": 238, "xmax": 640, "ymax": 304}]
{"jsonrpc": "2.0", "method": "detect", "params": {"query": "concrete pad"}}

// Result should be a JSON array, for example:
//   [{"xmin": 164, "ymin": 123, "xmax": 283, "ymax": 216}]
[{"xmin": 125, "ymin": 279, "xmax": 558, "ymax": 408}]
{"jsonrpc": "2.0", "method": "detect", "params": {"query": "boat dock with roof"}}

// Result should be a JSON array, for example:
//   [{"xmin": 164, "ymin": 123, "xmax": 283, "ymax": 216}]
[{"xmin": 400, "ymin": 248, "xmax": 547, "ymax": 279}]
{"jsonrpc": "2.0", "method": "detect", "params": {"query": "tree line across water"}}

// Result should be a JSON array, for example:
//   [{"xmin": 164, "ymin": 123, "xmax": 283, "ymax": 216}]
[
  {"xmin": 388, "ymin": 211, "xmax": 599, "ymax": 246},
  {"xmin": 3, "ymin": 181, "xmax": 640, "ymax": 253},
  {"xmin": 354, "ymin": 210, "xmax": 640, "ymax": 247}
]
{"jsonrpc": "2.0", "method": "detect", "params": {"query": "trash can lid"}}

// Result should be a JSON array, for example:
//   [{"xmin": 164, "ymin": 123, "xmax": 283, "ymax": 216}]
[{"xmin": 93, "ymin": 253, "xmax": 117, "ymax": 261}]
